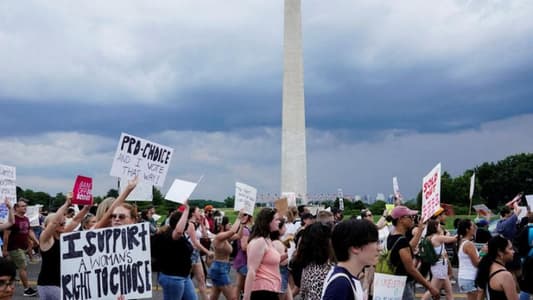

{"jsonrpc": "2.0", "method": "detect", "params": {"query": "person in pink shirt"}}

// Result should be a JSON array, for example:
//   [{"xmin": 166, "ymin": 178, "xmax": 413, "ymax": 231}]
[{"xmin": 244, "ymin": 208, "xmax": 285, "ymax": 300}]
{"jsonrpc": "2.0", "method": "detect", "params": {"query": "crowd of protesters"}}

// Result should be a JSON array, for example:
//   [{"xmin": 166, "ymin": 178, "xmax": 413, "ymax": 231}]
[{"xmin": 0, "ymin": 183, "xmax": 532, "ymax": 300}]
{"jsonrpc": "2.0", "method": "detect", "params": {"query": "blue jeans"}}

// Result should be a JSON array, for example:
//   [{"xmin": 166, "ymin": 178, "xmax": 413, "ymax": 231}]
[
  {"xmin": 519, "ymin": 291, "xmax": 532, "ymax": 300},
  {"xmin": 158, "ymin": 273, "xmax": 198, "ymax": 300}
]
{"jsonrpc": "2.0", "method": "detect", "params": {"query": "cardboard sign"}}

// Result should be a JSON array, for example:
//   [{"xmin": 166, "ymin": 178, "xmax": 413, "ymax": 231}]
[
  {"xmin": 274, "ymin": 197, "xmax": 288, "ymax": 217},
  {"xmin": 110, "ymin": 133, "xmax": 173, "ymax": 187},
  {"xmin": 60, "ymin": 223, "xmax": 152, "ymax": 300},
  {"xmin": 164, "ymin": 178, "xmax": 198, "ymax": 204},
  {"xmin": 281, "ymin": 192, "xmax": 296, "ymax": 207},
  {"xmin": 120, "ymin": 178, "xmax": 153, "ymax": 202},
  {"xmin": 72, "ymin": 175, "xmax": 93, "ymax": 205},
  {"xmin": 373, "ymin": 273, "xmax": 407, "ymax": 300},
  {"xmin": 234, "ymin": 182, "xmax": 256, "ymax": 216},
  {"xmin": 0, "ymin": 164, "xmax": 17, "ymax": 211},
  {"xmin": 473, "ymin": 204, "xmax": 492, "ymax": 217},
  {"xmin": 526, "ymin": 195, "xmax": 533, "ymax": 209},
  {"xmin": 421, "ymin": 163, "xmax": 441, "ymax": 222},
  {"xmin": 469, "ymin": 173, "xmax": 475, "ymax": 199}
]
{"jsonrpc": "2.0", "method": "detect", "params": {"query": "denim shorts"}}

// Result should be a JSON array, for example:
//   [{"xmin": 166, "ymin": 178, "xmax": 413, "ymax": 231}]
[
  {"xmin": 191, "ymin": 249, "xmax": 200, "ymax": 264},
  {"xmin": 458, "ymin": 278, "xmax": 478, "ymax": 293},
  {"xmin": 208, "ymin": 261, "xmax": 232, "ymax": 287},
  {"xmin": 237, "ymin": 265, "xmax": 248, "ymax": 276},
  {"xmin": 280, "ymin": 265, "xmax": 289, "ymax": 292}
]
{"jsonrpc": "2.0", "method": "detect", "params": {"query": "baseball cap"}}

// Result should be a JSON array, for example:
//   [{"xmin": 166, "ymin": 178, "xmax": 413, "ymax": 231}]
[
  {"xmin": 476, "ymin": 219, "xmax": 489, "ymax": 227},
  {"xmin": 391, "ymin": 206, "xmax": 418, "ymax": 219},
  {"xmin": 433, "ymin": 207, "xmax": 445, "ymax": 217},
  {"xmin": 204, "ymin": 205, "xmax": 213, "ymax": 211}
]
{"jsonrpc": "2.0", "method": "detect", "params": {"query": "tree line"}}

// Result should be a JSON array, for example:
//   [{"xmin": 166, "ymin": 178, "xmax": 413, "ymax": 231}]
[{"xmin": 15, "ymin": 153, "xmax": 533, "ymax": 214}]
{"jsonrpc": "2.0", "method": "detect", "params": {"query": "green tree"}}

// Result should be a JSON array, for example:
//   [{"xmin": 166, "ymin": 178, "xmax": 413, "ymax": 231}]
[{"xmin": 224, "ymin": 196, "xmax": 235, "ymax": 208}]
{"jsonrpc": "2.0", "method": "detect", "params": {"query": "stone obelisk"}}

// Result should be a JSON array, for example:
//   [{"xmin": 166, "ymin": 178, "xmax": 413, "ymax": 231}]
[{"xmin": 281, "ymin": 0, "xmax": 307, "ymax": 203}]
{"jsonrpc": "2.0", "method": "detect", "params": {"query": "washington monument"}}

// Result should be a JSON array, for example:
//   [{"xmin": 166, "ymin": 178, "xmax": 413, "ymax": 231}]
[{"xmin": 281, "ymin": 0, "xmax": 307, "ymax": 203}]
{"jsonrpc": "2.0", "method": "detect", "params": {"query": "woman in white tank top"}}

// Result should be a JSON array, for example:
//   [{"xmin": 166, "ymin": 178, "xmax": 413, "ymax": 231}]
[{"xmin": 457, "ymin": 219, "xmax": 483, "ymax": 300}]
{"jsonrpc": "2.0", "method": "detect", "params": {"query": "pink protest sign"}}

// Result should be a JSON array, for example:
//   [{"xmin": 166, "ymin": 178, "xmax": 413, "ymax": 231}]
[
  {"xmin": 72, "ymin": 175, "xmax": 93, "ymax": 205},
  {"xmin": 421, "ymin": 163, "xmax": 441, "ymax": 222}
]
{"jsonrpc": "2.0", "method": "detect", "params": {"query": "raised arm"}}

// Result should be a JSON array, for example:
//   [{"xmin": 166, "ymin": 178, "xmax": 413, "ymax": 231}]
[
  {"xmin": 94, "ymin": 177, "xmax": 138, "ymax": 229},
  {"xmin": 0, "ymin": 198, "xmax": 14, "ymax": 230},
  {"xmin": 40, "ymin": 195, "xmax": 72, "ymax": 250},
  {"xmin": 172, "ymin": 204, "xmax": 189, "ymax": 240},
  {"xmin": 215, "ymin": 213, "xmax": 243, "ymax": 242},
  {"xmin": 65, "ymin": 205, "xmax": 91, "ymax": 232}
]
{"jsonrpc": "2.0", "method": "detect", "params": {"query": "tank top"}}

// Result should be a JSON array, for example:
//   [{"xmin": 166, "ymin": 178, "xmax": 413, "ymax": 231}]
[
  {"xmin": 458, "ymin": 240, "xmax": 478, "ymax": 280},
  {"xmin": 37, "ymin": 238, "xmax": 61, "ymax": 286},
  {"xmin": 252, "ymin": 239, "xmax": 281, "ymax": 292},
  {"xmin": 487, "ymin": 269, "xmax": 507, "ymax": 300}
]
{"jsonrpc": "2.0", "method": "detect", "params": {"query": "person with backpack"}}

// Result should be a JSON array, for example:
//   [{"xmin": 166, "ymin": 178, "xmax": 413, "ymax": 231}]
[
  {"xmin": 321, "ymin": 219, "xmax": 378, "ymax": 300},
  {"xmin": 516, "ymin": 212, "xmax": 533, "ymax": 300},
  {"xmin": 421, "ymin": 219, "xmax": 457, "ymax": 300},
  {"xmin": 386, "ymin": 206, "xmax": 439, "ymax": 300}
]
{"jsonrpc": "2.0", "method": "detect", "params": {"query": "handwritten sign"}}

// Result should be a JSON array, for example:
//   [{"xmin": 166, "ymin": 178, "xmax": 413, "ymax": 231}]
[
  {"xmin": 165, "ymin": 178, "xmax": 197, "ymax": 204},
  {"xmin": 281, "ymin": 192, "xmax": 296, "ymax": 207},
  {"xmin": 0, "ymin": 164, "xmax": 16, "ymax": 206},
  {"xmin": 60, "ymin": 223, "xmax": 152, "ymax": 300},
  {"xmin": 72, "ymin": 176, "xmax": 93, "ymax": 205},
  {"xmin": 120, "ymin": 178, "xmax": 153, "ymax": 202},
  {"xmin": 110, "ymin": 133, "xmax": 173, "ymax": 187},
  {"xmin": 234, "ymin": 182, "xmax": 256, "ymax": 216},
  {"xmin": 373, "ymin": 273, "xmax": 407, "ymax": 300},
  {"xmin": 421, "ymin": 163, "xmax": 441, "ymax": 222}
]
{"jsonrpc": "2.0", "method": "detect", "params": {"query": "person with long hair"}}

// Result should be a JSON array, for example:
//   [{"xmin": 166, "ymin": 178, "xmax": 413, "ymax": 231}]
[
  {"xmin": 475, "ymin": 235, "xmax": 518, "ymax": 300},
  {"xmin": 293, "ymin": 223, "xmax": 333, "ymax": 300},
  {"xmin": 37, "ymin": 194, "xmax": 90, "ymax": 299},
  {"xmin": 152, "ymin": 204, "xmax": 197, "ymax": 300},
  {"xmin": 456, "ymin": 219, "xmax": 482, "ymax": 300},
  {"xmin": 93, "ymin": 177, "xmax": 138, "ymax": 229},
  {"xmin": 421, "ymin": 219, "xmax": 458, "ymax": 300},
  {"xmin": 186, "ymin": 206, "xmax": 213, "ymax": 300},
  {"xmin": 232, "ymin": 214, "xmax": 253, "ymax": 299},
  {"xmin": 209, "ymin": 213, "xmax": 247, "ymax": 300},
  {"xmin": 244, "ymin": 208, "xmax": 282, "ymax": 300}
]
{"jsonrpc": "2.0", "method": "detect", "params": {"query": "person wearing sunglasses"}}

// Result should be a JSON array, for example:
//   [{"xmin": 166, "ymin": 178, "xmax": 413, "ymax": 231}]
[
  {"xmin": 36, "ymin": 193, "xmax": 90, "ymax": 300},
  {"xmin": 0, "ymin": 257, "xmax": 16, "ymax": 300},
  {"xmin": 93, "ymin": 177, "xmax": 138, "ymax": 229}
]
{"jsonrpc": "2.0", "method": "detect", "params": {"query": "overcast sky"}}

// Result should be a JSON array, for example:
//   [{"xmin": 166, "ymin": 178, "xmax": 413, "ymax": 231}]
[{"xmin": 1, "ymin": 0, "xmax": 533, "ymax": 202}]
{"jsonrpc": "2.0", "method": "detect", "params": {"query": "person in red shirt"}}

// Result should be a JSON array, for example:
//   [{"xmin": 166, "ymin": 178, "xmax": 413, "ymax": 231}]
[{"xmin": 2, "ymin": 199, "xmax": 39, "ymax": 297}]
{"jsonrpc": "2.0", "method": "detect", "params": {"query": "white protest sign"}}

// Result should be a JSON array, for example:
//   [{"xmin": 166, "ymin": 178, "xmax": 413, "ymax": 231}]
[
  {"xmin": 526, "ymin": 195, "xmax": 533, "ymax": 209},
  {"xmin": 110, "ymin": 133, "xmax": 173, "ymax": 187},
  {"xmin": 421, "ymin": 163, "xmax": 441, "ymax": 222},
  {"xmin": 373, "ymin": 273, "xmax": 407, "ymax": 300},
  {"xmin": 60, "ymin": 223, "xmax": 152, "ymax": 300},
  {"xmin": 234, "ymin": 182, "xmax": 256, "ymax": 216},
  {"xmin": 165, "ymin": 178, "xmax": 198, "ymax": 204},
  {"xmin": 392, "ymin": 177, "xmax": 402, "ymax": 199},
  {"xmin": 26, "ymin": 205, "xmax": 41, "ymax": 227},
  {"xmin": 281, "ymin": 192, "xmax": 297, "ymax": 207},
  {"xmin": 0, "ymin": 164, "xmax": 17, "ymax": 213},
  {"xmin": 473, "ymin": 204, "xmax": 492, "ymax": 217},
  {"xmin": 469, "ymin": 173, "xmax": 475, "ymax": 199},
  {"xmin": 120, "ymin": 178, "xmax": 153, "ymax": 202}
]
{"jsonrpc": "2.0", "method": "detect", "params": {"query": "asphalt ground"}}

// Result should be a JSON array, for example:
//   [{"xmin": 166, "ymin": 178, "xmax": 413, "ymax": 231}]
[{"xmin": 12, "ymin": 257, "xmax": 468, "ymax": 300}]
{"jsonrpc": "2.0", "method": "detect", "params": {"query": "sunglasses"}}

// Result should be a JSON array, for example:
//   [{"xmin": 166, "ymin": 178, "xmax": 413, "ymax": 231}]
[
  {"xmin": 111, "ymin": 213, "xmax": 129, "ymax": 220},
  {"xmin": 58, "ymin": 222, "xmax": 66, "ymax": 226},
  {"xmin": 0, "ymin": 280, "xmax": 15, "ymax": 288}
]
